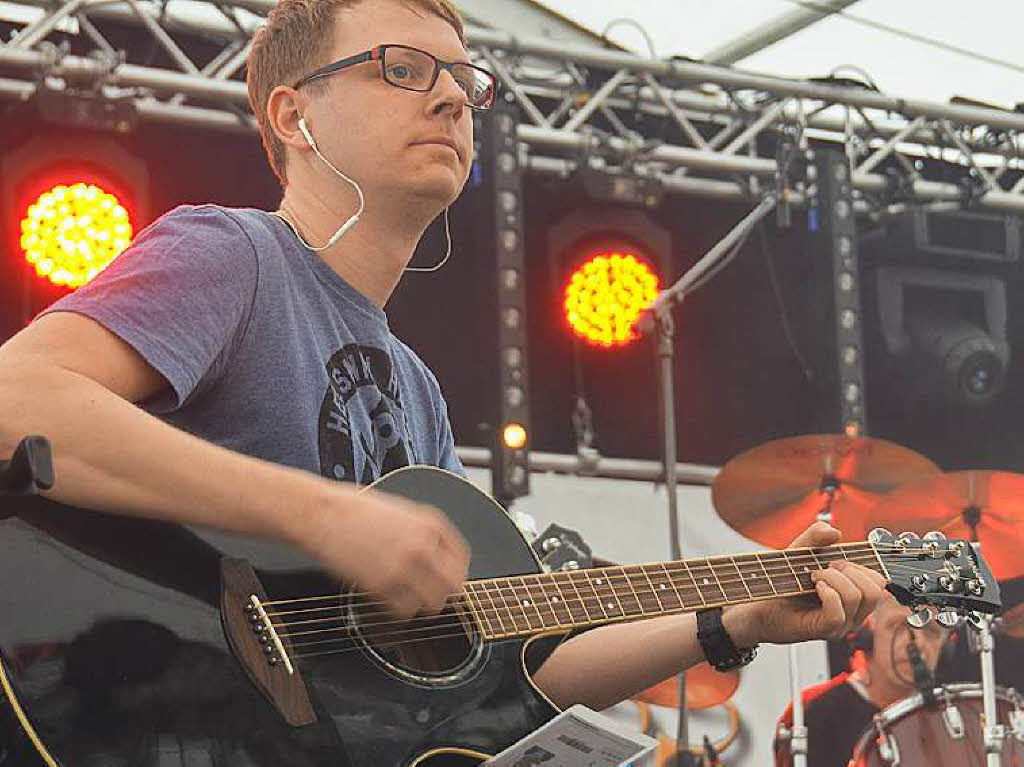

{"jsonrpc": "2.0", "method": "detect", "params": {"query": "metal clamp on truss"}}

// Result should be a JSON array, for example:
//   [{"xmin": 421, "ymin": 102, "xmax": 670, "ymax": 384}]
[{"xmin": 30, "ymin": 46, "xmax": 138, "ymax": 132}]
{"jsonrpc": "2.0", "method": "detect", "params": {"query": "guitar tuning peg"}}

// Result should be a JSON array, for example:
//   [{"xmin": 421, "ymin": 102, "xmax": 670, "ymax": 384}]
[
  {"xmin": 936, "ymin": 609, "xmax": 961, "ymax": 628},
  {"xmin": 907, "ymin": 608, "xmax": 933, "ymax": 629},
  {"xmin": 868, "ymin": 527, "xmax": 893, "ymax": 543},
  {"xmin": 923, "ymin": 531, "xmax": 947, "ymax": 541},
  {"xmin": 898, "ymin": 531, "xmax": 921, "ymax": 542}
]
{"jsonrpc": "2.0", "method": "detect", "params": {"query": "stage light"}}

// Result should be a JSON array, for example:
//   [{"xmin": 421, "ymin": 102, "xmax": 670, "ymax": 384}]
[
  {"xmin": 19, "ymin": 182, "xmax": 132, "ymax": 288},
  {"xmin": 563, "ymin": 251, "xmax": 660, "ymax": 348},
  {"xmin": 502, "ymin": 423, "xmax": 528, "ymax": 450},
  {"xmin": 476, "ymin": 97, "xmax": 531, "ymax": 504},
  {"xmin": 877, "ymin": 266, "xmax": 1010, "ymax": 406}
]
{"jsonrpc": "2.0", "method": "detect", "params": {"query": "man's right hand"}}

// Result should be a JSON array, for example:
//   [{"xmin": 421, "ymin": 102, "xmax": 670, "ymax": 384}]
[{"xmin": 297, "ymin": 484, "xmax": 472, "ymax": 620}]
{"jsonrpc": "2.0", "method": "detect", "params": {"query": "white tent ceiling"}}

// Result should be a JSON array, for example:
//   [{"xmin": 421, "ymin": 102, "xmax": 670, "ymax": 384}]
[{"xmin": 531, "ymin": 0, "xmax": 1023, "ymax": 110}]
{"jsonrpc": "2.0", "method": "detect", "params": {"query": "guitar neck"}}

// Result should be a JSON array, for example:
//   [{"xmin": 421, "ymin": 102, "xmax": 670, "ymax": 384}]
[{"xmin": 462, "ymin": 542, "xmax": 886, "ymax": 641}]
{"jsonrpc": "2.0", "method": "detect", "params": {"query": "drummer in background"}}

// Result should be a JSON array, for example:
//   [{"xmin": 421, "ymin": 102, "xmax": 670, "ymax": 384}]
[{"xmin": 773, "ymin": 592, "xmax": 950, "ymax": 767}]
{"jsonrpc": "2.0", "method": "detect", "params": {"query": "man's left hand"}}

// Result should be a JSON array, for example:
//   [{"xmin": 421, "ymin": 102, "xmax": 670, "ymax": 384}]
[{"xmin": 723, "ymin": 521, "xmax": 887, "ymax": 648}]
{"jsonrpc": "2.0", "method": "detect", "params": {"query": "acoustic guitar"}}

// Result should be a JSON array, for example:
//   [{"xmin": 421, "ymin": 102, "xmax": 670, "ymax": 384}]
[{"xmin": 0, "ymin": 466, "xmax": 1001, "ymax": 766}]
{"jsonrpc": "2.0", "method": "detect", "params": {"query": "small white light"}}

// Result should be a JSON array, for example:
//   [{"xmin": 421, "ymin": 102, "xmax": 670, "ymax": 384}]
[
  {"xmin": 497, "ymin": 152, "xmax": 516, "ymax": 173},
  {"xmin": 505, "ymin": 386, "xmax": 525, "ymax": 407},
  {"xmin": 501, "ymin": 230, "xmax": 518, "ymax": 252}
]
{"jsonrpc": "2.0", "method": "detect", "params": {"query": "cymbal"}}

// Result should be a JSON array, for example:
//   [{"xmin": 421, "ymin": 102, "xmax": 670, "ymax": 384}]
[
  {"xmin": 712, "ymin": 434, "xmax": 940, "ymax": 548},
  {"xmin": 632, "ymin": 662, "xmax": 740, "ymax": 710},
  {"xmin": 864, "ymin": 470, "xmax": 1024, "ymax": 582}
]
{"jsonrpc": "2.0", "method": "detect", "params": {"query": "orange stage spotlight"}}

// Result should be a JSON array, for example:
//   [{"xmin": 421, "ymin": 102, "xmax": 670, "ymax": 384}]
[
  {"xmin": 563, "ymin": 250, "xmax": 661, "ymax": 348},
  {"xmin": 20, "ymin": 182, "xmax": 133, "ymax": 288}
]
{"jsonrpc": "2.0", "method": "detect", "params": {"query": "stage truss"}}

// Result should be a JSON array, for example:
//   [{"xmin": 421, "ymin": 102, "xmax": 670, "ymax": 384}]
[{"xmin": 1, "ymin": 0, "xmax": 1024, "ymax": 214}]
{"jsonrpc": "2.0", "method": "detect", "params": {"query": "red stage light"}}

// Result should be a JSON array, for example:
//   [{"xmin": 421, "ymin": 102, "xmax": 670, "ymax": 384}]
[
  {"xmin": 563, "ymin": 251, "xmax": 660, "ymax": 348},
  {"xmin": 19, "ymin": 182, "xmax": 133, "ymax": 288}
]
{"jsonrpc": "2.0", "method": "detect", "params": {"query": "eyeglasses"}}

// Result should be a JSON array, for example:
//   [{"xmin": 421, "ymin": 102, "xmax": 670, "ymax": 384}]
[{"xmin": 293, "ymin": 44, "xmax": 497, "ymax": 110}]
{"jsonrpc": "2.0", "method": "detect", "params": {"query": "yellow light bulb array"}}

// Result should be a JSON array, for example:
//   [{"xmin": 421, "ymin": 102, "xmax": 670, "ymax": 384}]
[
  {"xmin": 19, "ymin": 183, "xmax": 132, "ymax": 288},
  {"xmin": 563, "ymin": 252, "xmax": 660, "ymax": 348}
]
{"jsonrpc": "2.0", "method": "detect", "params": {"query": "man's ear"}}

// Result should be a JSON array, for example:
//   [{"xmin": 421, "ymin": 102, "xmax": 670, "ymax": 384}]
[{"xmin": 267, "ymin": 85, "xmax": 309, "ymax": 152}]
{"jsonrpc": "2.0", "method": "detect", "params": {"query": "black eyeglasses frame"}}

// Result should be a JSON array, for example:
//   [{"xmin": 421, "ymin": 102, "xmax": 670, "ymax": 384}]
[{"xmin": 292, "ymin": 43, "xmax": 497, "ymax": 110}]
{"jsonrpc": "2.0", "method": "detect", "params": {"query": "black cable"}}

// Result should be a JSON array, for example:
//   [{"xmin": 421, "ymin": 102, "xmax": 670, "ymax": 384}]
[
  {"xmin": 757, "ymin": 223, "xmax": 816, "ymax": 382},
  {"xmin": 680, "ymin": 220, "xmax": 758, "ymax": 299}
]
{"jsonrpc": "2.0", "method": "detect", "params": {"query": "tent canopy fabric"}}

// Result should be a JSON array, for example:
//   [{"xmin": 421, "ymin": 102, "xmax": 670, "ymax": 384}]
[{"xmin": 530, "ymin": 0, "xmax": 1023, "ymax": 110}]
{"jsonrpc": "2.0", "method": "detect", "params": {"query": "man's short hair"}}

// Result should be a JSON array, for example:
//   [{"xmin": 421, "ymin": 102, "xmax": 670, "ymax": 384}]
[{"xmin": 246, "ymin": 0, "xmax": 466, "ymax": 187}]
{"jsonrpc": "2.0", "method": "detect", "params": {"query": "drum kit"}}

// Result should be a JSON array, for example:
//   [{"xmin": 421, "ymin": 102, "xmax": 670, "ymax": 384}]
[{"xmin": 707, "ymin": 433, "xmax": 1024, "ymax": 767}]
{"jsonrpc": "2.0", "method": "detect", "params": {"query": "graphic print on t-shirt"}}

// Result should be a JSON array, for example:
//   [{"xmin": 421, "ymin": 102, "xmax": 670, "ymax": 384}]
[{"xmin": 318, "ymin": 344, "xmax": 414, "ymax": 485}]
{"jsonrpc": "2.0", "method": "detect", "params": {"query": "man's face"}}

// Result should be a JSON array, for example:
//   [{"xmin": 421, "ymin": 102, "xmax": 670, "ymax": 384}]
[
  {"xmin": 300, "ymin": 0, "xmax": 474, "ymax": 209},
  {"xmin": 868, "ymin": 596, "xmax": 949, "ymax": 690}
]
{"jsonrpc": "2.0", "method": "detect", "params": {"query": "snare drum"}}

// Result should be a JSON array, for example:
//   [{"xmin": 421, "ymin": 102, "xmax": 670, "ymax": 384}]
[{"xmin": 850, "ymin": 684, "xmax": 1024, "ymax": 766}]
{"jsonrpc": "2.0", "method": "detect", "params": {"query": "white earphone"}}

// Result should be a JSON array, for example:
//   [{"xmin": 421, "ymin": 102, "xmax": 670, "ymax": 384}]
[
  {"xmin": 285, "ymin": 117, "xmax": 451, "ymax": 271},
  {"xmin": 293, "ymin": 116, "xmax": 364, "ymax": 251}
]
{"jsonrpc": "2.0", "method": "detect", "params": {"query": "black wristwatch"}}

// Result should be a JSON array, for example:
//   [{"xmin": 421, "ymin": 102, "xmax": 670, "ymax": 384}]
[{"xmin": 696, "ymin": 607, "xmax": 758, "ymax": 672}]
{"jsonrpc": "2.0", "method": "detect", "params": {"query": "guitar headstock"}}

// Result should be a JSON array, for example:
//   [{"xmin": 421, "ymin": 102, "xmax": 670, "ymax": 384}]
[
  {"xmin": 870, "ymin": 527, "xmax": 1002, "ymax": 626},
  {"xmin": 531, "ymin": 524, "xmax": 594, "ymax": 572}
]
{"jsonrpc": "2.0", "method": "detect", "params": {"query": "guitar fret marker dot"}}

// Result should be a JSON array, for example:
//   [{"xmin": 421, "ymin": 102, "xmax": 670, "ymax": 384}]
[
  {"xmin": 522, "ymin": 600, "xmax": 531, "ymax": 607},
  {"xmin": 703, "ymin": 578, "xmax": 710, "ymax": 585}
]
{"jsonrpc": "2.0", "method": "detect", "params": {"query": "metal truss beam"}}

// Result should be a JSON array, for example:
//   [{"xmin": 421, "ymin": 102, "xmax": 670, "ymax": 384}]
[{"xmin": 2, "ymin": 0, "xmax": 1024, "ymax": 213}]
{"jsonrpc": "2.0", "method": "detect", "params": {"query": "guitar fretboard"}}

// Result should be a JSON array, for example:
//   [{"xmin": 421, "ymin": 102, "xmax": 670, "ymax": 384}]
[{"xmin": 461, "ymin": 544, "xmax": 885, "ymax": 640}]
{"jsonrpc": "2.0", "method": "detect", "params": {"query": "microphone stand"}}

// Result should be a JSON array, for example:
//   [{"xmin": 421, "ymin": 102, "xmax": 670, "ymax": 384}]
[{"xmin": 636, "ymin": 193, "xmax": 778, "ymax": 765}]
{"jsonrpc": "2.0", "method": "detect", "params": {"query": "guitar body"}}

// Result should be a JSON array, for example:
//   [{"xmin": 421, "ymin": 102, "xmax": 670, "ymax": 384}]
[{"xmin": 0, "ymin": 466, "xmax": 562, "ymax": 767}]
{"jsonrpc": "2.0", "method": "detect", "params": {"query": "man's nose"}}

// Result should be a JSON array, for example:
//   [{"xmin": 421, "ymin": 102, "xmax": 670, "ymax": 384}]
[{"xmin": 429, "ymin": 68, "xmax": 469, "ymax": 117}]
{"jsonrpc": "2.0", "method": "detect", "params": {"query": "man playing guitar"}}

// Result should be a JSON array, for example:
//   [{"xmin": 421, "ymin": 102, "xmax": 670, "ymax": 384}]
[{"xmin": 0, "ymin": 0, "xmax": 883, "ymax": 736}]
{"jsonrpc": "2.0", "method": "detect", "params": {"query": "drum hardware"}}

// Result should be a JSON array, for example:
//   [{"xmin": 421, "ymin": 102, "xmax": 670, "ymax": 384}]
[
  {"xmin": 940, "ymin": 700, "xmax": 965, "ymax": 739},
  {"xmin": 1009, "ymin": 706, "xmax": 1024, "ymax": 742},
  {"xmin": 977, "ymin": 614, "xmax": 1005, "ymax": 767},
  {"xmin": 787, "ymin": 644, "xmax": 809, "ymax": 767},
  {"xmin": 851, "ymin": 684, "xmax": 1024, "ymax": 766},
  {"xmin": 874, "ymin": 725, "xmax": 900, "ymax": 766}
]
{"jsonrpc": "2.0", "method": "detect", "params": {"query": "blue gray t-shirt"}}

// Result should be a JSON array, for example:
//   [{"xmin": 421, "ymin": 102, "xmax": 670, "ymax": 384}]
[{"xmin": 43, "ymin": 204, "xmax": 463, "ymax": 485}]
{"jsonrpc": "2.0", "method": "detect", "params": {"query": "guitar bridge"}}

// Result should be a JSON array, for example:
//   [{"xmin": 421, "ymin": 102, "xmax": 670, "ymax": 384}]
[
  {"xmin": 220, "ymin": 558, "xmax": 316, "ymax": 726},
  {"xmin": 245, "ymin": 594, "xmax": 294, "ymax": 675}
]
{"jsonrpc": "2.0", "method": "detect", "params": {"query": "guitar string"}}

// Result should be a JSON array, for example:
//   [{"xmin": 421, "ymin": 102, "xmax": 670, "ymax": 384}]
[
  {"xmin": 259, "ymin": 541, "xmax": 931, "ymax": 611},
  {"xmin": 277, "ymin": 564, "xmax": 959, "ymax": 644},
  {"xmin": 264, "ymin": 558, "xmax": 968, "ymax": 642},
  {"xmin": 283, "ymin": 577, "xmax": 975, "ymax": 662},
  {"xmin": 287, "ymin": 587, "xmax": 826, "ymax": 657},
  {"xmin": 263, "ymin": 548, "xmax": 886, "ymax": 624},
  {"xmin": 262, "ymin": 549, "xmax": 953, "ymax": 626},
  {"xmin": 263, "ymin": 554, "xmax": 963, "ymax": 634}
]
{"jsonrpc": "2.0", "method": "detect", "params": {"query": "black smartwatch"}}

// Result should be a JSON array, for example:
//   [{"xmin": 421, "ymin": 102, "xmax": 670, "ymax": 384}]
[{"xmin": 696, "ymin": 607, "xmax": 758, "ymax": 672}]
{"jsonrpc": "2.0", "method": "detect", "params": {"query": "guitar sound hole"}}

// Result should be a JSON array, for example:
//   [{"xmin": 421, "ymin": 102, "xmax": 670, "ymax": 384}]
[{"xmin": 351, "ymin": 596, "xmax": 479, "ymax": 681}]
